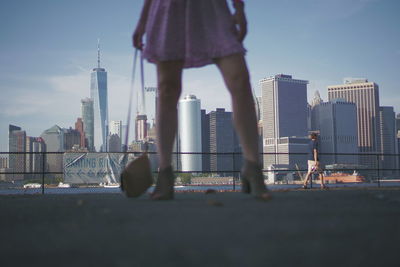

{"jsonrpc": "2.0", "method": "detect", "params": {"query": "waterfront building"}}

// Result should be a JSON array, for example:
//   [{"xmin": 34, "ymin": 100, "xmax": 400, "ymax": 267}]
[
  {"xmin": 8, "ymin": 125, "xmax": 26, "ymax": 181},
  {"xmin": 379, "ymin": 106, "xmax": 398, "ymax": 176},
  {"xmin": 310, "ymin": 98, "xmax": 358, "ymax": 165},
  {"xmin": 260, "ymin": 74, "xmax": 308, "ymax": 169},
  {"xmin": 201, "ymin": 109, "xmax": 210, "ymax": 172},
  {"xmin": 75, "ymin": 118, "xmax": 86, "ymax": 149},
  {"xmin": 63, "ymin": 128, "xmax": 81, "ymax": 151},
  {"xmin": 25, "ymin": 137, "xmax": 46, "ymax": 179},
  {"xmin": 110, "ymin": 120, "xmax": 122, "ymax": 137},
  {"xmin": 40, "ymin": 125, "xmax": 64, "ymax": 176},
  {"xmin": 328, "ymin": 78, "xmax": 381, "ymax": 168},
  {"xmin": 81, "ymin": 98, "xmax": 94, "ymax": 151},
  {"xmin": 135, "ymin": 114, "xmax": 148, "ymax": 142},
  {"xmin": 0, "ymin": 157, "xmax": 8, "ymax": 168},
  {"xmin": 178, "ymin": 95, "xmax": 202, "ymax": 172},
  {"xmin": 107, "ymin": 134, "xmax": 122, "ymax": 152},
  {"xmin": 90, "ymin": 41, "xmax": 109, "ymax": 152},
  {"xmin": 208, "ymin": 108, "xmax": 241, "ymax": 176}
]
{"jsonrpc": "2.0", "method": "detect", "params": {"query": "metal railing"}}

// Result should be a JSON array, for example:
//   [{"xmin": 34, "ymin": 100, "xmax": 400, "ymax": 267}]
[{"xmin": 1, "ymin": 151, "xmax": 399, "ymax": 194}]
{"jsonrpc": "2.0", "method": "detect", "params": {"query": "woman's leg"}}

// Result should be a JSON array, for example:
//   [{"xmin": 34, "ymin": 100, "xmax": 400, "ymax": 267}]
[
  {"xmin": 156, "ymin": 60, "xmax": 184, "ymax": 170},
  {"xmin": 215, "ymin": 53, "xmax": 270, "ymax": 199},
  {"xmin": 214, "ymin": 53, "xmax": 259, "ymax": 164}
]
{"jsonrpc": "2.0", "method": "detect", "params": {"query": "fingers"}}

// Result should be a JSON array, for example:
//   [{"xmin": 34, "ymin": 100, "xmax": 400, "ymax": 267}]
[{"xmin": 233, "ymin": 12, "xmax": 247, "ymax": 43}]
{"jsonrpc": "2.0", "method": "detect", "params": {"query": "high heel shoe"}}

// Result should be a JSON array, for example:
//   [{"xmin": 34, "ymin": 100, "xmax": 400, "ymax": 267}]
[
  {"xmin": 241, "ymin": 177, "xmax": 250, "ymax": 194},
  {"xmin": 151, "ymin": 166, "xmax": 175, "ymax": 200},
  {"xmin": 241, "ymin": 161, "xmax": 272, "ymax": 201}
]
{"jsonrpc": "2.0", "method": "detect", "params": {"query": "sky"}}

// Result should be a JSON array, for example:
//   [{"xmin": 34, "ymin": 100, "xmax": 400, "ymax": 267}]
[{"xmin": 1, "ymin": 0, "xmax": 399, "ymax": 151}]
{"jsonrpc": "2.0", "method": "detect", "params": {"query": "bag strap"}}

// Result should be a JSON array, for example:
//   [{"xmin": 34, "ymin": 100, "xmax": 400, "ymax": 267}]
[{"xmin": 123, "ymin": 49, "xmax": 147, "ymax": 153}]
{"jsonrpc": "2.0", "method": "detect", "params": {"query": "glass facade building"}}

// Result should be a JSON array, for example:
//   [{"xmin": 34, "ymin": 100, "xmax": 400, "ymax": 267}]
[
  {"xmin": 81, "ymin": 98, "xmax": 94, "ymax": 152},
  {"xmin": 90, "ymin": 66, "xmax": 108, "ymax": 152}
]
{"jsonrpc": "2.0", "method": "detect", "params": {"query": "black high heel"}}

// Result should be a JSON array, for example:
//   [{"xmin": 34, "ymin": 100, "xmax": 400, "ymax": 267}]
[
  {"xmin": 241, "ymin": 178, "xmax": 251, "ymax": 194},
  {"xmin": 241, "ymin": 161, "xmax": 272, "ymax": 201},
  {"xmin": 151, "ymin": 166, "xmax": 175, "ymax": 200}
]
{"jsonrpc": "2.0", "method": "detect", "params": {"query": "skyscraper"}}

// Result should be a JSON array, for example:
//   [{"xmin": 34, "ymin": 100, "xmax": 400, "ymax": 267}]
[
  {"xmin": 109, "ymin": 120, "xmax": 122, "ymax": 151},
  {"xmin": 260, "ymin": 74, "xmax": 309, "ymax": 169},
  {"xmin": 328, "ymin": 78, "xmax": 381, "ymax": 167},
  {"xmin": 135, "ymin": 115, "xmax": 148, "ymax": 142},
  {"xmin": 178, "ymin": 95, "xmax": 202, "ymax": 172},
  {"xmin": 40, "ymin": 125, "xmax": 64, "ymax": 176},
  {"xmin": 110, "ymin": 120, "xmax": 122, "ymax": 137},
  {"xmin": 9, "ymin": 125, "xmax": 26, "ymax": 180},
  {"xmin": 81, "ymin": 98, "xmax": 94, "ymax": 151},
  {"xmin": 90, "ymin": 41, "xmax": 109, "ymax": 152},
  {"xmin": 75, "ymin": 118, "xmax": 86, "ymax": 149},
  {"xmin": 311, "ymin": 98, "xmax": 358, "ymax": 165},
  {"xmin": 201, "ymin": 109, "xmax": 210, "ymax": 172},
  {"xmin": 63, "ymin": 127, "xmax": 81, "ymax": 151},
  {"xmin": 379, "ymin": 106, "xmax": 398, "ymax": 176},
  {"xmin": 208, "ymin": 108, "xmax": 241, "ymax": 176}
]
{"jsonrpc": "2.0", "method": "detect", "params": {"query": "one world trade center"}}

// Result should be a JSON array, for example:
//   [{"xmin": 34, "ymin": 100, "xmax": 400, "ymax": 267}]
[{"xmin": 90, "ymin": 41, "xmax": 109, "ymax": 152}]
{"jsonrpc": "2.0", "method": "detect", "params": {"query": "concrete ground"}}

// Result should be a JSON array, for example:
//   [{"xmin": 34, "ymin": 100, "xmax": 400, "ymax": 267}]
[{"xmin": 1, "ymin": 188, "xmax": 400, "ymax": 267}]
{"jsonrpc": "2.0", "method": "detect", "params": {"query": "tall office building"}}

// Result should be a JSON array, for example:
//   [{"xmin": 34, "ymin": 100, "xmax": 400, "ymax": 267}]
[
  {"xmin": 108, "ymin": 134, "xmax": 122, "ymax": 152},
  {"xmin": 81, "ymin": 98, "xmax": 94, "ymax": 151},
  {"xmin": 90, "ymin": 41, "xmax": 109, "ymax": 152},
  {"xmin": 260, "ymin": 74, "xmax": 309, "ymax": 169},
  {"xmin": 110, "ymin": 120, "xmax": 122, "ymax": 137},
  {"xmin": 201, "ymin": 110, "xmax": 210, "ymax": 172},
  {"xmin": 25, "ymin": 137, "xmax": 46, "ymax": 179},
  {"xmin": 328, "ymin": 78, "xmax": 381, "ymax": 167},
  {"xmin": 178, "ymin": 95, "xmax": 202, "ymax": 172},
  {"xmin": 63, "ymin": 127, "xmax": 81, "ymax": 151},
  {"xmin": 379, "ymin": 106, "xmax": 398, "ymax": 176},
  {"xmin": 41, "ymin": 125, "xmax": 64, "ymax": 176},
  {"xmin": 208, "ymin": 108, "xmax": 241, "ymax": 175},
  {"xmin": 396, "ymin": 113, "xmax": 400, "ymax": 136},
  {"xmin": 311, "ymin": 99, "xmax": 358, "ymax": 165},
  {"xmin": 144, "ymin": 86, "xmax": 158, "ymax": 123},
  {"xmin": 135, "ymin": 115, "xmax": 148, "ymax": 142},
  {"xmin": 109, "ymin": 120, "xmax": 122, "ymax": 151},
  {"xmin": 9, "ymin": 125, "xmax": 26, "ymax": 180},
  {"xmin": 75, "ymin": 118, "xmax": 86, "ymax": 149}
]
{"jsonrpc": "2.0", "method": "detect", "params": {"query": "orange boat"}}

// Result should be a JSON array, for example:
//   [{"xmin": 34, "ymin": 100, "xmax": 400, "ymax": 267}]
[{"xmin": 323, "ymin": 171, "xmax": 365, "ymax": 183}]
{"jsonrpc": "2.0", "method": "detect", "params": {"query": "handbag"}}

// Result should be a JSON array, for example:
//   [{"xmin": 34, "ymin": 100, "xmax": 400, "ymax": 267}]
[{"xmin": 120, "ymin": 49, "xmax": 153, "ymax": 197}]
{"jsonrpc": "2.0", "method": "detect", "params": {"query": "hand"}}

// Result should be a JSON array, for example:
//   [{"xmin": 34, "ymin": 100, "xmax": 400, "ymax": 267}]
[
  {"xmin": 132, "ymin": 22, "xmax": 146, "ymax": 50},
  {"xmin": 232, "ymin": 9, "xmax": 247, "ymax": 42}
]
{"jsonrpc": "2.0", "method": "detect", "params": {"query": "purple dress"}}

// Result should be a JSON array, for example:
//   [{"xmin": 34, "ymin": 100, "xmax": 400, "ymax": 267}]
[{"xmin": 143, "ymin": 0, "xmax": 246, "ymax": 68}]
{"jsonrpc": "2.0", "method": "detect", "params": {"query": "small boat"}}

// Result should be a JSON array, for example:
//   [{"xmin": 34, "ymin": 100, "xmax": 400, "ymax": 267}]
[
  {"xmin": 103, "ymin": 183, "xmax": 120, "ymax": 188},
  {"xmin": 58, "ymin": 182, "xmax": 71, "ymax": 188},
  {"xmin": 324, "ymin": 171, "xmax": 365, "ymax": 183},
  {"xmin": 23, "ymin": 183, "xmax": 42, "ymax": 189}
]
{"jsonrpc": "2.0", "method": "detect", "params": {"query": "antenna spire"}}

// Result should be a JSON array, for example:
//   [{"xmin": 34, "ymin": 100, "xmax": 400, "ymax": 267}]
[{"xmin": 97, "ymin": 38, "xmax": 101, "ymax": 68}]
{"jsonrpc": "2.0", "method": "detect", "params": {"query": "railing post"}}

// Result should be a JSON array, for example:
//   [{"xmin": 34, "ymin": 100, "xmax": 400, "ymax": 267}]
[
  {"xmin": 41, "ymin": 151, "xmax": 45, "ymax": 195},
  {"xmin": 232, "ymin": 152, "xmax": 235, "ymax": 191},
  {"xmin": 377, "ymin": 154, "xmax": 380, "ymax": 188}
]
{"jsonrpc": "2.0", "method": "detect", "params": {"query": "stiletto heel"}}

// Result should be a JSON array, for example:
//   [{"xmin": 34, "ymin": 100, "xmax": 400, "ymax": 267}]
[
  {"xmin": 241, "ymin": 178, "xmax": 251, "ymax": 194},
  {"xmin": 241, "ymin": 161, "xmax": 272, "ymax": 201},
  {"xmin": 151, "ymin": 166, "xmax": 175, "ymax": 200}
]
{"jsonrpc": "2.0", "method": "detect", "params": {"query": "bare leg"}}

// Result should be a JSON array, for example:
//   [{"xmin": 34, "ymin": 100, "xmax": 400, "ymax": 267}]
[
  {"xmin": 214, "ymin": 53, "xmax": 259, "ymax": 164},
  {"xmin": 156, "ymin": 60, "xmax": 184, "ymax": 170},
  {"xmin": 303, "ymin": 172, "xmax": 311, "ymax": 188},
  {"xmin": 215, "ymin": 53, "xmax": 270, "ymax": 200},
  {"xmin": 319, "ymin": 173, "xmax": 325, "ymax": 188}
]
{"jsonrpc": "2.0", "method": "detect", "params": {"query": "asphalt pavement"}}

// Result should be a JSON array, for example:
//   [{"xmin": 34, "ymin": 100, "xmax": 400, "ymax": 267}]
[{"xmin": 1, "ymin": 187, "xmax": 400, "ymax": 267}]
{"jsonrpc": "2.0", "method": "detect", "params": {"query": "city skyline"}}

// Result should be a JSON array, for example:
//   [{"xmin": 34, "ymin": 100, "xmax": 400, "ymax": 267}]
[{"xmin": 1, "ymin": 0, "xmax": 400, "ymax": 151}]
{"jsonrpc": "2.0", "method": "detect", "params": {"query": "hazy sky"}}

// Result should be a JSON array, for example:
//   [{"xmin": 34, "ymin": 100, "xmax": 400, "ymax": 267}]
[{"xmin": 1, "ymin": 0, "xmax": 399, "ymax": 151}]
